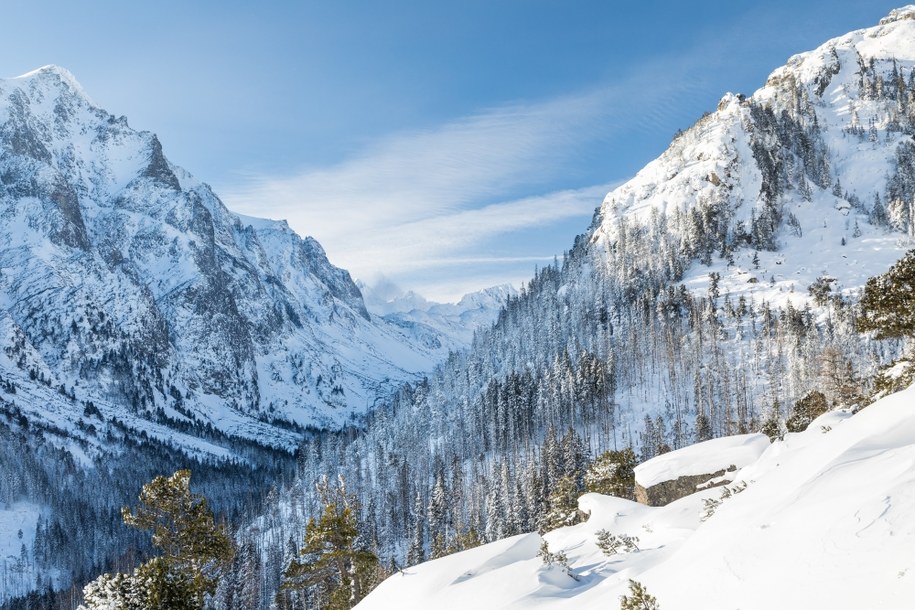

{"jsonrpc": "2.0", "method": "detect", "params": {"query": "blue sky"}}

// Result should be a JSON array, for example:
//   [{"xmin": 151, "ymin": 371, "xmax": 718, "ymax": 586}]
[{"xmin": 0, "ymin": 1, "xmax": 897, "ymax": 301}]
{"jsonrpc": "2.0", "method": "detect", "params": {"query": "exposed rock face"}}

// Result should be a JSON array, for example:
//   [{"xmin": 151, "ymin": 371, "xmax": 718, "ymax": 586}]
[
  {"xmin": 635, "ymin": 465, "xmax": 738, "ymax": 507},
  {"xmin": 633, "ymin": 434, "xmax": 770, "ymax": 506}
]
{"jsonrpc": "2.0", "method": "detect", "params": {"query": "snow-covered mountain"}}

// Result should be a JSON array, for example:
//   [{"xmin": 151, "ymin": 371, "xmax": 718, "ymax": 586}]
[
  {"xmin": 589, "ymin": 5, "xmax": 915, "ymax": 309},
  {"xmin": 0, "ymin": 65, "xmax": 473, "ymax": 453},
  {"xmin": 357, "ymin": 382, "xmax": 915, "ymax": 609},
  {"xmin": 250, "ymin": 9, "xmax": 915, "ymax": 606},
  {"xmin": 9, "ymin": 6, "xmax": 915, "ymax": 606},
  {"xmin": 359, "ymin": 279, "xmax": 518, "ymax": 350}
]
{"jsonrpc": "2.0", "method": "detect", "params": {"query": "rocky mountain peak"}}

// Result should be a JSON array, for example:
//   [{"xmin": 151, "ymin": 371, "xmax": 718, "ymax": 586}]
[
  {"xmin": 11, "ymin": 64, "xmax": 94, "ymax": 102},
  {"xmin": 0, "ymin": 65, "xmax": 474, "ymax": 448},
  {"xmin": 880, "ymin": 4, "xmax": 915, "ymax": 25}
]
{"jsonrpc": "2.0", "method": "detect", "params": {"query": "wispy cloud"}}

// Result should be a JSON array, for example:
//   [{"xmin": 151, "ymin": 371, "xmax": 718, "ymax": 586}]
[{"xmin": 218, "ymin": 26, "xmax": 763, "ymax": 301}]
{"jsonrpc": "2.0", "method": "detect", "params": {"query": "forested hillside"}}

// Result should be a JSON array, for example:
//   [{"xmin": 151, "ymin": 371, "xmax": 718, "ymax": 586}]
[{"xmin": 237, "ymin": 9, "xmax": 915, "ymax": 609}]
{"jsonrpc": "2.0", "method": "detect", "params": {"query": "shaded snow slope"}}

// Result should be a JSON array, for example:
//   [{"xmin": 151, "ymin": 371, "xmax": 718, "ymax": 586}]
[{"xmin": 358, "ymin": 383, "xmax": 915, "ymax": 609}]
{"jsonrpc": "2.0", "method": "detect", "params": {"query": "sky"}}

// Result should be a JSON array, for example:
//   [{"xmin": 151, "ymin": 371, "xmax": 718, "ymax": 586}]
[{"xmin": 0, "ymin": 1, "xmax": 899, "ymax": 302}]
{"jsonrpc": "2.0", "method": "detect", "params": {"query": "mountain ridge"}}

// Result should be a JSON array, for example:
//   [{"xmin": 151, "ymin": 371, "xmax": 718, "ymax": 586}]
[{"xmin": 0, "ymin": 62, "xmax": 504, "ymax": 452}]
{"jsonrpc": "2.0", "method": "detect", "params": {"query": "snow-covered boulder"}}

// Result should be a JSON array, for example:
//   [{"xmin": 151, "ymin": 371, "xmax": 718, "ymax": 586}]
[{"xmin": 634, "ymin": 433, "xmax": 770, "ymax": 506}]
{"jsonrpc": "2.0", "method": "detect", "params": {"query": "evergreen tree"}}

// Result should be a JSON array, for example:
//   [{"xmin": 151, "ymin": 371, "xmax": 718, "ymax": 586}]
[
  {"xmin": 695, "ymin": 410, "xmax": 712, "ymax": 442},
  {"xmin": 760, "ymin": 401, "xmax": 783, "ymax": 441},
  {"xmin": 407, "ymin": 491, "xmax": 426, "ymax": 565},
  {"xmin": 79, "ymin": 470, "xmax": 234, "ymax": 610},
  {"xmin": 785, "ymin": 390, "xmax": 828, "ymax": 433},
  {"xmin": 427, "ymin": 472, "xmax": 449, "ymax": 559},
  {"xmin": 620, "ymin": 579, "xmax": 660, "ymax": 610},
  {"xmin": 858, "ymin": 249, "xmax": 915, "ymax": 339},
  {"xmin": 584, "ymin": 448, "xmax": 636, "ymax": 500},
  {"xmin": 282, "ymin": 476, "xmax": 378, "ymax": 610},
  {"xmin": 541, "ymin": 474, "xmax": 583, "ymax": 532}
]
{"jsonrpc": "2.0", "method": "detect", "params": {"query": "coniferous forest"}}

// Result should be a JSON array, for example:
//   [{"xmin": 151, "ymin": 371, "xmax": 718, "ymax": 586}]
[{"xmin": 4, "ymin": 8, "xmax": 915, "ymax": 610}]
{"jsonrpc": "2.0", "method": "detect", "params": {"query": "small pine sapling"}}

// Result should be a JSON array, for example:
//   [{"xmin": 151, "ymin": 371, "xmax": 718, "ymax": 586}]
[
  {"xmin": 595, "ymin": 529, "xmax": 640, "ymax": 556},
  {"xmin": 538, "ymin": 539, "xmax": 579, "ymax": 581},
  {"xmin": 700, "ymin": 481, "xmax": 748, "ymax": 521},
  {"xmin": 620, "ymin": 579, "xmax": 660, "ymax": 610}
]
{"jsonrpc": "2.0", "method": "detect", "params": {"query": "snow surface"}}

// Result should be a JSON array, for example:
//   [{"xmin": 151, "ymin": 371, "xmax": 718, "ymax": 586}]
[
  {"xmin": 634, "ymin": 433, "xmax": 769, "ymax": 489},
  {"xmin": 0, "ymin": 502, "xmax": 41, "ymax": 601},
  {"xmin": 358, "ymin": 384, "xmax": 915, "ymax": 609}
]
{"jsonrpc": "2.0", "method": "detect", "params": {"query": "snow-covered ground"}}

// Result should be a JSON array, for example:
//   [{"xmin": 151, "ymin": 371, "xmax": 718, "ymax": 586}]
[
  {"xmin": 0, "ymin": 502, "xmax": 41, "ymax": 601},
  {"xmin": 634, "ymin": 432, "xmax": 770, "ymax": 490},
  {"xmin": 358, "ymin": 384, "xmax": 915, "ymax": 609}
]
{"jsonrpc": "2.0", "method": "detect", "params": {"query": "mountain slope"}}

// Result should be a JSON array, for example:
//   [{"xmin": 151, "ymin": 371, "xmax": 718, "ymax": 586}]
[
  {"xmin": 0, "ymin": 65, "xmax": 466, "ymax": 451},
  {"xmin": 360, "ymin": 280, "xmax": 518, "ymax": 350},
  {"xmin": 591, "ymin": 5, "xmax": 915, "ymax": 309},
  {"xmin": 357, "ymin": 382, "xmax": 915, "ymax": 609},
  {"xmin": 0, "ymin": 66, "xmax": 495, "ymax": 600},
  {"xmin": 252, "ymin": 9, "xmax": 915, "ymax": 604}
]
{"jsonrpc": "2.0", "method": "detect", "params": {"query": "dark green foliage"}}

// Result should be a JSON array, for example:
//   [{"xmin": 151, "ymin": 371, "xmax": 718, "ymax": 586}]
[
  {"xmin": 282, "ymin": 477, "xmax": 378, "ymax": 610},
  {"xmin": 122, "ymin": 470, "xmax": 234, "ymax": 597},
  {"xmin": 695, "ymin": 411, "xmax": 712, "ymax": 442},
  {"xmin": 873, "ymin": 358, "xmax": 915, "ymax": 397},
  {"xmin": 858, "ymin": 249, "xmax": 915, "ymax": 339},
  {"xmin": 620, "ymin": 579, "xmax": 660, "ymax": 610},
  {"xmin": 79, "ymin": 470, "xmax": 234, "ymax": 610},
  {"xmin": 808, "ymin": 276, "xmax": 836, "ymax": 306},
  {"xmin": 760, "ymin": 402, "xmax": 782, "ymax": 441},
  {"xmin": 785, "ymin": 390, "xmax": 828, "ymax": 432},
  {"xmin": 595, "ymin": 529, "xmax": 639, "ymax": 555},
  {"xmin": 585, "ymin": 448, "xmax": 637, "ymax": 500},
  {"xmin": 541, "ymin": 474, "xmax": 585, "ymax": 532},
  {"xmin": 537, "ymin": 540, "xmax": 577, "ymax": 581}
]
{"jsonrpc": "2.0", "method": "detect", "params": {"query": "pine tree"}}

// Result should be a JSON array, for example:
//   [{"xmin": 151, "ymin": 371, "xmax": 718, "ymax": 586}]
[
  {"xmin": 695, "ymin": 410, "xmax": 712, "ymax": 442},
  {"xmin": 760, "ymin": 401, "xmax": 782, "ymax": 441},
  {"xmin": 858, "ymin": 249, "xmax": 915, "ymax": 339},
  {"xmin": 427, "ymin": 472, "xmax": 449, "ymax": 559},
  {"xmin": 785, "ymin": 390, "xmax": 828, "ymax": 433},
  {"xmin": 620, "ymin": 579, "xmax": 660, "ymax": 610},
  {"xmin": 407, "ymin": 491, "xmax": 426, "ymax": 565},
  {"xmin": 541, "ymin": 474, "xmax": 583, "ymax": 532},
  {"xmin": 282, "ymin": 476, "xmax": 378, "ymax": 609},
  {"xmin": 584, "ymin": 448, "xmax": 636, "ymax": 499},
  {"xmin": 79, "ymin": 470, "xmax": 234, "ymax": 610}
]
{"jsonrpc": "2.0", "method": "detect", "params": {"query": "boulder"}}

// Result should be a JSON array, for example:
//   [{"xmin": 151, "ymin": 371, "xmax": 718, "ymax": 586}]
[{"xmin": 633, "ymin": 433, "xmax": 770, "ymax": 506}]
